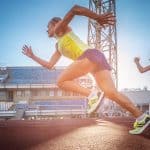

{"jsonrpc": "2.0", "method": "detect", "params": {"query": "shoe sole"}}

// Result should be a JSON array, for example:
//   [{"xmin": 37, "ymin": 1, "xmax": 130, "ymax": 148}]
[
  {"xmin": 87, "ymin": 92, "xmax": 104, "ymax": 115},
  {"xmin": 129, "ymin": 120, "xmax": 150, "ymax": 134}
]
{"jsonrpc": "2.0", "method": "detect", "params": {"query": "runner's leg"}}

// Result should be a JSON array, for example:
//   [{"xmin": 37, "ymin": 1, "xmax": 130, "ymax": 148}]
[
  {"xmin": 92, "ymin": 70, "xmax": 142, "ymax": 118},
  {"xmin": 57, "ymin": 58, "xmax": 98, "ymax": 96}
]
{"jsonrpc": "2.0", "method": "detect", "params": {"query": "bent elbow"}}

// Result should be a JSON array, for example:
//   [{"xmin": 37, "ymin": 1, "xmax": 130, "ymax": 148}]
[
  {"xmin": 43, "ymin": 63, "xmax": 52, "ymax": 70},
  {"xmin": 139, "ymin": 69, "xmax": 144, "ymax": 73},
  {"xmin": 72, "ymin": 4, "xmax": 80, "ymax": 9},
  {"xmin": 47, "ymin": 64, "xmax": 53, "ymax": 70},
  {"xmin": 71, "ymin": 5, "xmax": 81, "ymax": 14}
]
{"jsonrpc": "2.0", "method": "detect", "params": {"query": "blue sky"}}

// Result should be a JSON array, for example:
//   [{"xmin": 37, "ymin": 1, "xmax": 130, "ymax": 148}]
[{"xmin": 0, "ymin": 0, "xmax": 150, "ymax": 90}]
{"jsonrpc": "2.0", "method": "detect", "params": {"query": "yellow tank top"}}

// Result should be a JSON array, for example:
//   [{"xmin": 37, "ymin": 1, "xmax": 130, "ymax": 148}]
[{"xmin": 57, "ymin": 31, "xmax": 91, "ymax": 60}]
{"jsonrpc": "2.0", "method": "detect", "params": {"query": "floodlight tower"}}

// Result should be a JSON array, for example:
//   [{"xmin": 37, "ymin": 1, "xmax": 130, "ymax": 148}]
[{"xmin": 88, "ymin": 0, "xmax": 118, "ymax": 88}]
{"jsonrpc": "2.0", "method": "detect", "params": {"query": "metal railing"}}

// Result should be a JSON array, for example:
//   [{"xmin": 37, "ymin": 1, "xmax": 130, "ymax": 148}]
[{"xmin": 0, "ymin": 102, "xmax": 14, "ymax": 111}]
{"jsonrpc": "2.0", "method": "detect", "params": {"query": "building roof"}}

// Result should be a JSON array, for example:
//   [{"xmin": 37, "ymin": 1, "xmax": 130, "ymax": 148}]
[
  {"xmin": 122, "ymin": 90, "xmax": 150, "ymax": 105},
  {"xmin": 0, "ymin": 66, "xmax": 64, "ymax": 84}
]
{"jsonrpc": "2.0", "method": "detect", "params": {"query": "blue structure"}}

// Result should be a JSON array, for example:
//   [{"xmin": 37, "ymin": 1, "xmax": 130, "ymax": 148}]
[{"xmin": 0, "ymin": 66, "xmax": 91, "ymax": 119}]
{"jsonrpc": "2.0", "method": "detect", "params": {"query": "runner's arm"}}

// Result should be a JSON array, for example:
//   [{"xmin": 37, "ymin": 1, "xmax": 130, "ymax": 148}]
[
  {"xmin": 134, "ymin": 57, "xmax": 150, "ymax": 73},
  {"xmin": 55, "ymin": 5, "xmax": 115, "ymax": 34},
  {"xmin": 135, "ymin": 63, "xmax": 150, "ymax": 73},
  {"xmin": 22, "ymin": 44, "xmax": 61, "ymax": 70}
]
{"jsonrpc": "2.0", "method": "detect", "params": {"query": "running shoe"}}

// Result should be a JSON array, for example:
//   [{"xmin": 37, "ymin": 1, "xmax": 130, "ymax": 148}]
[
  {"xmin": 87, "ymin": 91, "xmax": 104, "ymax": 115},
  {"xmin": 129, "ymin": 114, "xmax": 150, "ymax": 134}
]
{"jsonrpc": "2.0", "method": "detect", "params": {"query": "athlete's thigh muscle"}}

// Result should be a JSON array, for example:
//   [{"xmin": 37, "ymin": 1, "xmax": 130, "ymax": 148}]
[{"xmin": 58, "ymin": 58, "xmax": 97, "ymax": 82}]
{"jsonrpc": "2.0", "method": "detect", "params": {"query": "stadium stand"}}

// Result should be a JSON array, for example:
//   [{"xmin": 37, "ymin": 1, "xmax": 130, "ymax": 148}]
[{"xmin": 0, "ymin": 66, "xmax": 149, "ymax": 120}]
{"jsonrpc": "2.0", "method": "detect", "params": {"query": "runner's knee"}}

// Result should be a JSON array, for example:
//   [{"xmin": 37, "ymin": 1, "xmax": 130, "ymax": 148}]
[{"xmin": 57, "ymin": 78, "xmax": 65, "ymax": 88}]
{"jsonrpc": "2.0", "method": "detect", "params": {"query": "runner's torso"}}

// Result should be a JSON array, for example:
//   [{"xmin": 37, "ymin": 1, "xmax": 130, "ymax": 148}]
[{"xmin": 56, "ymin": 31, "xmax": 91, "ymax": 60}]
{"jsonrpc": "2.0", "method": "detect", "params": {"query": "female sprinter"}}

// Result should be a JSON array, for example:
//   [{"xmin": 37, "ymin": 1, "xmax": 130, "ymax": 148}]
[{"xmin": 22, "ymin": 5, "xmax": 150, "ymax": 134}]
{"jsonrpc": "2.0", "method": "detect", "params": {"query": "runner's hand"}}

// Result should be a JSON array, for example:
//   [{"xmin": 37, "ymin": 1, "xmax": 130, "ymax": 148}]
[
  {"xmin": 134, "ymin": 57, "xmax": 140, "ymax": 63},
  {"xmin": 22, "ymin": 45, "xmax": 34, "ymax": 58},
  {"xmin": 96, "ymin": 12, "xmax": 116, "ymax": 27}
]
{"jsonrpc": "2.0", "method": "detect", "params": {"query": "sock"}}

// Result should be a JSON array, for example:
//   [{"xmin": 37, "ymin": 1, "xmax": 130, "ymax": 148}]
[{"xmin": 136, "ymin": 113, "xmax": 147, "ymax": 122}]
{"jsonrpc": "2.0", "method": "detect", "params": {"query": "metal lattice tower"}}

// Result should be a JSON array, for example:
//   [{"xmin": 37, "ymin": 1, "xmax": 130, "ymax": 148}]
[{"xmin": 88, "ymin": 0, "xmax": 118, "ymax": 88}]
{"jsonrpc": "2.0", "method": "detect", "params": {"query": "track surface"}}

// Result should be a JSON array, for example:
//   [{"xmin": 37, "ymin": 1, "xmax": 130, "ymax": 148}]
[{"xmin": 0, "ymin": 117, "xmax": 149, "ymax": 150}]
